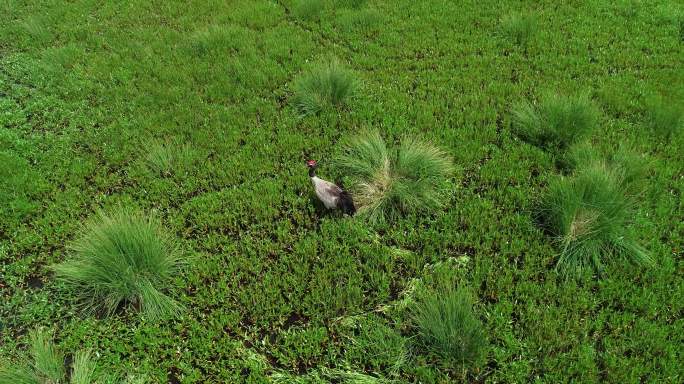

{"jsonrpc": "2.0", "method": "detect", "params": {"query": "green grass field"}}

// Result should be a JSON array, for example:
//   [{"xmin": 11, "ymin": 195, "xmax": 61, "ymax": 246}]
[{"xmin": 1, "ymin": 0, "xmax": 683, "ymax": 382}]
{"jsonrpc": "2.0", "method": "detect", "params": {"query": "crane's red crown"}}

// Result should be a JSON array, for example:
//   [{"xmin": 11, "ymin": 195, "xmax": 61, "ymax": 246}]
[{"xmin": 306, "ymin": 160, "xmax": 317, "ymax": 167}]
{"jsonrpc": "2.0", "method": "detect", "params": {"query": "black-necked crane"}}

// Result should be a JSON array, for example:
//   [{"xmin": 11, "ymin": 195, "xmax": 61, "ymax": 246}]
[{"xmin": 306, "ymin": 159, "xmax": 356, "ymax": 215}]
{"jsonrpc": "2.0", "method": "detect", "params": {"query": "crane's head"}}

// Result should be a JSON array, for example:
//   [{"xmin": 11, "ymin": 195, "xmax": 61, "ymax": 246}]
[{"xmin": 305, "ymin": 159, "xmax": 317, "ymax": 168}]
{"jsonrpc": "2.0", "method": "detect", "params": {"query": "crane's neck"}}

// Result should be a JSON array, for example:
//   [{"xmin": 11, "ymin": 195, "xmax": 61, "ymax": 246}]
[{"xmin": 308, "ymin": 167, "xmax": 316, "ymax": 178}]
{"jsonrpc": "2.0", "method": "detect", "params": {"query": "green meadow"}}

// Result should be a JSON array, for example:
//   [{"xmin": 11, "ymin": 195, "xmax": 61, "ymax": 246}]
[{"xmin": 1, "ymin": 0, "xmax": 682, "ymax": 382}]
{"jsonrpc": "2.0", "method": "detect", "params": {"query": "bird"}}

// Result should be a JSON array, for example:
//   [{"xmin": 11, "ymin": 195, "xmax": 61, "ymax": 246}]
[{"xmin": 306, "ymin": 159, "xmax": 356, "ymax": 215}]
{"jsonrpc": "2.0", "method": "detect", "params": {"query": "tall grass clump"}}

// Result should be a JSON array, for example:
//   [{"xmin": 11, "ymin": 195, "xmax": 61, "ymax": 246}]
[
  {"xmin": 0, "ymin": 328, "xmax": 63, "ymax": 384},
  {"xmin": 146, "ymin": 141, "xmax": 176, "ymax": 177},
  {"xmin": 53, "ymin": 210, "xmax": 182, "ymax": 319},
  {"xmin": 0, "ymin": 329, "xmax": 141, "ymax": 384},
  {"xmin": 272, "ymin": 368, "xmax": 387, "ymax": 384},
  {"xmin": 561, "ymin": 143, "xmax": 650, "ymax": 188},
  {"xmin": 562, "ymin": 145, "xmax": 650, "ymax": 197},
  {"xmin": 336, "ymin": 0, "xmax": 367, "ymax": 9},
  {"xmin": 412, "ymin": 286, "xmax": 487, "ymax": 369},
  {"xmin": 336, "ymin": 132, "xmax": 453, "ymax": 223},
  {"xmin": 513, "ymin": 93, "xmax": 600, "ymax": 152},
  {"xmin": 559, "ymin": 142, "xmax": 600, "ymax": 172},
  {"xmin": 500, "ymin": 12, "xmax": 538, "ymax": 46},
  {"xmin": 645, "ymin": 101, "xmax": 682, "ymax": 139},
  {"xmin": 542, "ymin": 164, "xmax": 652, "ymax": 277},
  {"xmin": 145, "ymin": 140, "xmax": 197, "ymax": 177},
  {"xmin": 292, "ymin": 60, "xmax": 358, "ymax": 116},
  {"xmin": 342, "ymin": 315, "xmax": 408, "ymax": 376},
  {"xmin": 70, "ymin": 350, "xmax": 98, "ymax": 384},
  {"xmin": 292, "ymin": 0, "xmax": 326, "ymax": 21},
  {"xmin": 337, "ymin": 8, "xmax": 382, "ymax": 34}
]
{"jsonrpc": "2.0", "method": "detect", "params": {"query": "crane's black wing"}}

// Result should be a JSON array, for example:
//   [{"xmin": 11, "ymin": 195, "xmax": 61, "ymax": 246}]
[
  {"xmin": 337, "ymin": 190, "xmax": 356, "ymax": 216},
  {"xmin": 324, "ymin": 184, "xmax": 356, "ymax": 216}
]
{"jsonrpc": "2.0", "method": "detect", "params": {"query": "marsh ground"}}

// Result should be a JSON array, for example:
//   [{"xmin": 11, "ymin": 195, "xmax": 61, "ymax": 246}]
[{"xmin": 1, "ymin": 0, "xmax": 682, "ymax": 382}]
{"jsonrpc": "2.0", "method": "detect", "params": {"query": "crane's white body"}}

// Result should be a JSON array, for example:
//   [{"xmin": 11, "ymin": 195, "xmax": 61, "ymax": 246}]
[{"xmin": 311, "ymin": 176, "xmax": 343, "ymax": 209}]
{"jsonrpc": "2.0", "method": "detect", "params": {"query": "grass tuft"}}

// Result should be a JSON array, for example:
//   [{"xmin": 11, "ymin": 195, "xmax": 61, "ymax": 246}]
[
  {"xmin": 0, "ymin": 329, "xmax": 63, "ymax": 384},
  {"xmin": 342, "ymin": 315, "xmax": 407, "ymax": 376},
  {"xmin": 336, "ymin": 132, "xmax": 453, "ymax": 223},
  {"xmin": 500, "ymin": 12, "xmax": 538, "ymax": 46},
  {"xmin": 560, "ymin": 142, "xmax": 600, "ymax": 172},
  {"xmin": 272, "ymin": 368, "xmax": 388, "ymax": 383},
  {"xmin": 30, "ymin": 328, "xmax": 65, "ymax": 383},
  {"xmin": 146, "ymin": 142, "xmax": 176, "ymax": 177},
  {"xmin": 0, "ymin": 366, "xmax": 38, "ymax": 384},
  {"xmin": 644, "ymin": 100, "xmax": 682, "ymax": 139},
  {"xmin": 292, "ymin": 60, "xmax": 358, "ymax": 116},
  {"xmin": 542, "ymin": 163, "xmax": 652, "ymax": 277},
  {"xmin": 292, "ymin": 0, "xmax": 326, "ymax": 21},
  {"xmin": 70, "ymin": 350, "xmax": 97, "ymax": 384},
  {"xmin": 336, "ymin": 0, "xmax": 367, "ymax": 9},
  {"xmin": 412, "ymin": 285, "xmax": 487, "ymax": 368},
  {"xmin": 145, "ymin": 141, "xmax": 197, "ymax": 178},
  {"xmin": 513, "ymin": 93, "xmax": 600, "ymax": 152},
  {"xmin": 0, "ymin": 329, "xmax": 138, "ymax": 384},
  {"xmin": 0, "ymin": 367, "xmax": 38, "ymax": 384},
  {"xmin": 53, "ymin": 210, "xmax": 183, "ymax": 319},
  {"xmin": 564, "ymin": 145, "xmax": 650, "ymax": 196},
  {"xmin": 337, "ymin": 8, "xmax": 382, "ymax": 34}
]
